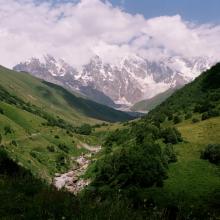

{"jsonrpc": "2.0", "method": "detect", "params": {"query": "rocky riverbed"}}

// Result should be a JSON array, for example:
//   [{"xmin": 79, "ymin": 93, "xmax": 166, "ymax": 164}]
[{"xmin": 53, "ymin": 145, "xmax": 101, "ymax": 194}]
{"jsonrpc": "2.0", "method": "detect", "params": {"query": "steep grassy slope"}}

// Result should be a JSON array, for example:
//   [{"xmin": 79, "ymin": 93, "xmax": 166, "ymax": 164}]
[
  {"xmin": 0, "ymin": 100, "xmax": 89, "ymax": 181},
  {"xmin": 147, "ymin": 63, "xmax": 220, "ymax": 122},
  {"xmin": 137, "ymin": 63, "xmax": 220, "ymax": 217},
  {"xmin": 0, "ymin": 65, "xmax": 132, "ymax": 182},
  {"xmin": 0, "ymin": 66, "xmax": 133, "ymax": 123},
  {"xmin": 144, "ymin": 117, "xmax": 220, "ymax": 217},
  {"xmin": 131, "ymin": 88, "xmax": 176, "ymax": 112}
]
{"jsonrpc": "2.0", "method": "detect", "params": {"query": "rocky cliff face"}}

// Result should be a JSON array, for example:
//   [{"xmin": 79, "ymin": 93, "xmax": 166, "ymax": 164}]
[{"xmin": 14, "ymin": 54, "xmax": 213, "ymax": 108}]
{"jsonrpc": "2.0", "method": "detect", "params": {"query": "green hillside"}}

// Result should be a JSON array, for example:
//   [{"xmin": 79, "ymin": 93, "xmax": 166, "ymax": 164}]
[
  {"xmin": 140, "ymin": 63, "xmax": 220, "ymax": 217},
  {"xmin": 131, "ymin": 88, "xmax": 176, "ymax": 112},
  {"xmin": 0, "ymin": 65, "xmax": 133, "ymax": 181},
  {"xmin": 0, "ymin": 63, "xmax": 219, "ymax": 219},
  {"xmin": 0, "ymin": 66, "xmax": 133, "ymax": 124},
  {"xmin": 146, "ymin": 63, "xmax": 220, "ymax": 122},
  {"xmin": 85, "ymin": 64, "xmax": 220, "ymax": 219}
]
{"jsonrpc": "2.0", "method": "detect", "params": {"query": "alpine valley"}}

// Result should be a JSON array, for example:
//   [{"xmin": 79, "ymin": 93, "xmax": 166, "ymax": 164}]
[{"xmin": 1, "ymin": 0, "xmax": 220, "ymax": 219}]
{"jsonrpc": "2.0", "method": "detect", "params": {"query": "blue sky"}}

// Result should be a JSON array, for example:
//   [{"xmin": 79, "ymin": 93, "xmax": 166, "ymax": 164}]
[
  {"xmin": 50, "ymin": 0, "xmax": 220, "ymax": 24},
  {"xmin": 109, "ymin": 0, "xmax": 220, "ymax": 24}
]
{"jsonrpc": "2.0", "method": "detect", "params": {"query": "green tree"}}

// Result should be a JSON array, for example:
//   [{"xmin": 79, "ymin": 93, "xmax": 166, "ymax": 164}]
[
  {"xmin": 163, "ymin": 144, "xmax": 177, "ymax": 163},
  {"xmin": 173, "ymin": 115, "xmax": 182, "ymax": 124},
  {"xmin": 201, "ymin": 144, "xmax": 220, "ymax": 165},
  {"xmin": 93, "ymin": 141, "xmax": 167, "ymax": 189},
  {"xmin": 76, "ymin": 124, "xmax": 92, "ymax": 135},
  {"xmin": 161, "ymin": 127, "xmax": 182, "ymax": 144}
]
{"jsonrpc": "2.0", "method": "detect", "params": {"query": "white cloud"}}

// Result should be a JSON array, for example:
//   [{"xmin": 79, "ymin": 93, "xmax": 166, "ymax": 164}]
[{"xmin": 0, "ymin": 0, "xmax": 219, "ymax": 68}]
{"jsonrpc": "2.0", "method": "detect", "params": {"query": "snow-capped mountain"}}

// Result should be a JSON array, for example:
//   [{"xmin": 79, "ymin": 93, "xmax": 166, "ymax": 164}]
[{"xmin": 13, "ymin": 54, "xmax": 213, "ymax": 108}]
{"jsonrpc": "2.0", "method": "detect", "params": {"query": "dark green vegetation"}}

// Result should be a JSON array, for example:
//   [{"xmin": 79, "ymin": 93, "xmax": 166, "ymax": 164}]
[
  {"xmin": 131, "ymin": 88, "xmax": 176, "ymax": 112},
  {"xmin": 201, "ymin": 144, "xmax": 220, "ymax": 165},
  {"xmin": 1, "ymin": 148, "xmax": 156, "ymax": 220},
  {"xmin": 0, "ymin": 63, "xmax": 220, "ymax": 219},
  {"xmin": 147, "ymin": 63, "xmax": 220, "ymax": 124},
  {"xmin": 85, "ymin": 64, "xmax": 220, "ymax": 219}
]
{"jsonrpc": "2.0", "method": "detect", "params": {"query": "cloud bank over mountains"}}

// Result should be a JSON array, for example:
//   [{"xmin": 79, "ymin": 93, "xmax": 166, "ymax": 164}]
[{"xmin": 0, "ymin": 0, "xmax": 219, "ymax": 68}]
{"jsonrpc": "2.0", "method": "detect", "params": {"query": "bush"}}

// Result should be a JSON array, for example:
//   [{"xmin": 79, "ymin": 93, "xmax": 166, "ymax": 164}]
[
  {"xmin": 93, "ymin": 141, "xmax": 167, "ymax": 189},
  {"xmin": 192, "ymin": 118, "xmax": 200, "ymax": 123},
  {"xmin": 11, "ymin": 140, "xmax": 17, "ymax": 146},
  {"xmin": 76, "ymin": 124, "xmax": 92, "ymax": 135},
  {"xmin": 201, "ymin": 112, "xmax": 209, "ymax": 121},
  {"xmin": 0, "ymin": 107, "xmax": 4, "ymax": 114},
  {"xmin": 185, "ymin": 112, "xmax": 192, "ymax": 120},
  {"xmin": 201, "ymin": 144, "xmax": 220, "ymax": 165},
  {"xmin": 58, "ymin": 143, "xmax": 69, "ymax": 153},
  {"xmin": 163, "ymin": 144, "xmax": 177, "ymax": 163},
  {"xmin": 30, "ymin": 151, "xmax": 37, "ymax": 159},
  {"xmin": 56, "ymin": 153, "xmax": 69, "ymax": 170},
  {"xmin": 4, "ymin": 126, "xmax": 13, "ymax": 135},
  {"xmin": 104, "ymin": 128, "xmax": 130, "ymax": 148},
  {"xmin": 161, "ymin": 127, "xmax": 182, "ymax": 144},
  {"xmin": 202, "ymin": 109, "xmax": 219, "ymax": 121},
  {"xmin": 153, "ymin": 113, "xmax": 166, "ymax": 124},
  {"xmin": 54, "ymin": 135, "xmax": 59, "ymax": 139},
  {"xmin": 47, "ymin": 145, "xmax": 55, "ymax": 152},
  {"xmin": 131, "ymin": 123, "xmax": 160, "ymax": 143},
  {"xmin": 173, "ymin": 115, "xmax": 182, "ymax": 124}
]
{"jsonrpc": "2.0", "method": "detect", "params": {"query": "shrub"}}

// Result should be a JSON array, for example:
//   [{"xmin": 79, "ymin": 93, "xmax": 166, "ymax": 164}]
[
  {"xmin": 185, "ymin": 112, "xmax": 192, "ymax": 120},
  {"xmin": 58, "ymin": 143, "xmax": 69, "ymax": 153},
  {"xmin": 104, "ymin": 129, "xmax": 130, "ymax": 148},
  {"xmin": 161, "ymin": 127, "xmax": 182, "ymax": 144},
  {"xmin": 208, "ymin": 109, "xmax": 220, "ymax": 117},
  {"xmin": 173, "ymin": 115, "xmax": 182, "ymax": 124},
  {"xmin": 54, "ymin": 135, "xmax": 60, "ymax": 139},
  {"xmin": 4, "ymin": 126, "xmax": 13, "ymax": 135},
  {"xmin": 201, "ymin": 144, "xmax": 220, "ymax": 165},
  {"xmin": 76, "ymin": 124, "xmax": 92, "ymax": 135},
  {"xmin": 153, "ymin": 113, "xmax": 166, "ymax": 124},
  {"xmin": 56, "ymin": 153, "xmax": 69, "ymax": 170},
  {"xmin": 30, "ymin": 151, "xmax": 37, "ymax": 159},
  {"xmin": 131, "ymin": 123, "xmax": 160, "ymax": 143},
  {"xmin": 192, "ymin": 118, "xmax": 200, "ymax": 123},
  {"xmin": 202, "ymin": 109, "xmax": 220, "ymax": 121},
  {"xmin": 168, "ymin": 114, "xmax": 173, "ymax": 121},
  {"xmin": 163, "ymin": 144, "xmax": 177, "ymax": 163},
  {"xmin": 201, "ymin": 112, "xmax": 209, "ymax": 120},
  {"xmin": 0, "ymin": 107, "xmax": 4, "ymax": 114},
  {"xmin": 93, "ymin": 141, "xmax": 167, "ymax": 189},
  {"xmin": 47, "ymin": 145, "xmax": 55, "ymax": 152},
  {"xmin": 11, "ymin": 140, "xmax": 17, "ymax": 146},
  {"xmin": 194, "ymin": 101, "xmax": 214, "ymax": 113}
]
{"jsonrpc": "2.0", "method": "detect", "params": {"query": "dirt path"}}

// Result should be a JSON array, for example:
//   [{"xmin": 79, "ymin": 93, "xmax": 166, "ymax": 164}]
[
  {"xmin": 53, "ymin": 144, "xmax": 101, "ymax": 194},
  {"xmin": 78, "ymin": 141, "xmax": 101, "ymax": 152}
]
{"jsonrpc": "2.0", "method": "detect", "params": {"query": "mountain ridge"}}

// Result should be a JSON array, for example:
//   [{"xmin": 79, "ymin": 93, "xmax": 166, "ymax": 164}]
[{"xmin": 13, "ymin": 54, "xmax": 214, "ymax": 108}]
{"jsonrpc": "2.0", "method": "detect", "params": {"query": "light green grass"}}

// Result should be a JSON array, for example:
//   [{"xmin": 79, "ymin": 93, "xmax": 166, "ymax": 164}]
[
  {"xmin": 0, "ymin": 101, "xmax": 101, "ymax": 181},
  {"xmin": 147, "ymin": 117, "xmax": 220, "ymax": 210}
]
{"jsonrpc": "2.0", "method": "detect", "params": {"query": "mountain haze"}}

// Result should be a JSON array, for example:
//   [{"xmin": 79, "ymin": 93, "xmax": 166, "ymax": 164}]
[{"xmin": 14, "ymin": 55, "xmax": 213, "ymax": 108}]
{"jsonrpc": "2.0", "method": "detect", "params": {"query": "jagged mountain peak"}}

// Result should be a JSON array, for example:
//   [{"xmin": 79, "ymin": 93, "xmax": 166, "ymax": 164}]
[{"xmin": 14, "ymin": 54, "xmax": 214, "ymax": 108}]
